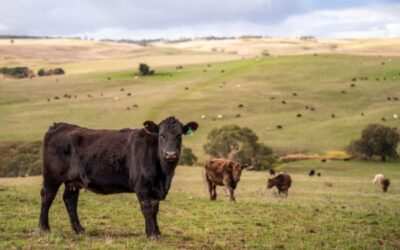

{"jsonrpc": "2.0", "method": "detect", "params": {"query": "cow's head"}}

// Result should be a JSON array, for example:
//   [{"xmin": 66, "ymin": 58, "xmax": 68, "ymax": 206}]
[
  {"xmin": 143, "ymin": 116, "xmax": 198, "ymax": 165},
  {"xmin": 267, "ymin": 178, "xmax": 275, "ymax": 189},
  {"xmin": 229, "ymin": 161, "xmax": 247, "ymax": 183}
]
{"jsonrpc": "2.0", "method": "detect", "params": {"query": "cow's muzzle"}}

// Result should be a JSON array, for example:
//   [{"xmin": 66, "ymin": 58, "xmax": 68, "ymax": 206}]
[{"xmin": 164, "ymin": 151, "xmax": 178, "ymax": 162}]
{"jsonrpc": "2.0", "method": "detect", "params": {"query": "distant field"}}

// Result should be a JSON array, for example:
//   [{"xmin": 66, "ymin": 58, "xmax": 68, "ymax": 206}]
[
  {"xmin": 0, "ymin": 161, "xmax": 399, "ymax": 249},
  {"xmin": 154, "ymin": 38, "xmax": 400, "ymax": 57}
]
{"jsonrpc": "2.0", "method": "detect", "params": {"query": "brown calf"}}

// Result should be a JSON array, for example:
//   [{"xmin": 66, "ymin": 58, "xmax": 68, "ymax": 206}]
[
  {"xmin": 204, "ymin": 158, "xmax": 247, "ymax": 202},
  {"xmin": 267, "ymin": 173, "xmax": 292, "ymax": 197}
]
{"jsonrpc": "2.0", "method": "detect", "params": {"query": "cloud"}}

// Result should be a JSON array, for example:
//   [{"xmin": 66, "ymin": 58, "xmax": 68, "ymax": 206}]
[
  {"xmin": 0, "ymin": 0, "xmax": 399, "ymax": 39},
  {"xmin": 277, "ymin": 3, "xmax": 400, "ymax": 38}
]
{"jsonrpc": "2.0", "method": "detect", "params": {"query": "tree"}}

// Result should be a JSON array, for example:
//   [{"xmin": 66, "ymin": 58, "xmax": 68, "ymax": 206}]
[
  {"xmin": 346, "ymin": 124, "xmax": 399, "ymax": 162},
  {"xmin": 138, "ymin": 63, "xmax": 154, "ymax": 76},
  {"xmin": 204, "ymin": 125, "xmax": 274, "ymax": 170},
  {"xmin": 178, "ymin": 146, "xmax": 198, "ymax": 166}
]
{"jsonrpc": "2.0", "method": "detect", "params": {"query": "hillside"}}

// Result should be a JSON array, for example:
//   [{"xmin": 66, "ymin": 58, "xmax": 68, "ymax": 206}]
[{"xmin": 0, "ymin": 38, "xmax": 399, "ymax": 161}]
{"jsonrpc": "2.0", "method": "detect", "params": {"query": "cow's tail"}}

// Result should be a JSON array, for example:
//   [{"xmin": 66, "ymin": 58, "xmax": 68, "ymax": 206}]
[{"xmin": 201, "ymin": 166, "xmax": 208, "ymax": 193}]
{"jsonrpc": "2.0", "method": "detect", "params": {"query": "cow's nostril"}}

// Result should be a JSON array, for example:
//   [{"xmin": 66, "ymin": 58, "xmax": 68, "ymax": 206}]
[{"xmin": 165, "ymin": 151, "xmax": 177, "ymax": 159}]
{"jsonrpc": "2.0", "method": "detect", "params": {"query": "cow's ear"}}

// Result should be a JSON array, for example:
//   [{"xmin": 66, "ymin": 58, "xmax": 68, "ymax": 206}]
[
  {"xmin": 183, "ymin": 122, "xmax": 199, "ymax": 135},
  {"xmin": 143, "ymin": 121, "xmax": 159, "ymax": 133}
]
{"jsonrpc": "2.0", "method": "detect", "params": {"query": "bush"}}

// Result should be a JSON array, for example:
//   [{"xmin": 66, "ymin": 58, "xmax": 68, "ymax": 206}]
[
  {"xmin": 53, "ymin": 68, "xmax": 65, "ymax": 75},
  {"xmin": 139, "ymin": 63, "xmax": 154, "ymax": 76},
  {"xmin": 37, "ymin": 68, "xmax": 45, "ymax": 76},
  {"xmin": 37, "ymin": 68, "xmax": 65, "ymax": 77},
  {"xmin": 346, "ymin": 124, "xmax": 399, "ymax": 162},
  {"xmin": 204, "ymin": 125, "xmax": 274, "ymax": 170},
  {"xmin": 0, "ymin": 67, "xmax": 32, "ymax": 79},
  {"xmin": 1, "ymin": 141, "xmax": 43, "ymax": 177},
  {"xmin": 179, "ymin": 146, "xmax": 198, "ymax": 166}
]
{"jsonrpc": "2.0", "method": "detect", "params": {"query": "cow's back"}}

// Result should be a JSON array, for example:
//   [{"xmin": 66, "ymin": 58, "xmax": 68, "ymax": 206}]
[
  {"xmin": 204, "ymin": 158, "xmax": 231, "ymax": 185},
  {"xmin": 43, "ymin": 123, "xmax": 138, "ymax": 193}
]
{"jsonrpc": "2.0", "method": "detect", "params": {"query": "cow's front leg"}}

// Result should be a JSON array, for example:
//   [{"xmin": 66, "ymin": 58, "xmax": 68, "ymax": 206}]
[
  {"xmin": 140, "ymin": 200, "xmax": 160, "ymax": 239},
  {"xmin": 223, "ymin": 179, "xmax": 236, "ymax": 202}
]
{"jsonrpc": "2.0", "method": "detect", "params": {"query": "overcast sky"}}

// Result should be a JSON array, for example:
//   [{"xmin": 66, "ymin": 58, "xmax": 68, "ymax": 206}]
[{"xmin": 0, "ymin": 0, "xmax": 399, "ymax": 39}]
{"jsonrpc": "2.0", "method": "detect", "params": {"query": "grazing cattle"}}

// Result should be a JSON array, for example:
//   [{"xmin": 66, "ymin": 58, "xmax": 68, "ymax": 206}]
[
  {"xmin": 269, "ymin": 168, "xmax": 276, "ymax": 176},
  {"xmin": 204, "ymin": 158, "xmax": 247, "ymax": 202},
  {"xmin": 309, "ymin": 170, "xmax": 315, "ymax": 176},
  {"xmin": 317, "ymin": 172, "xmax": 321, "ymax": 176},
  {"xmin": 331, "ymin": 114, "xmax": 335, "ymax": 118},
  {"xmin": 238, "ymin": 104, "xmax": 244, "ymax": 108},
  {"xmin": 267, "ymin": 173, "xmax": 292, "ymax": 197},
  {"xmin": 297, "ymin": 113, "xmax": 302, "ymax": 118},
  {"xmin": 39, "ymin": 116, "xmax": 198, "ymax": 239},
  {"xmin": 277, "ymin": 125, "xmax": 283, "ymax": 129}
]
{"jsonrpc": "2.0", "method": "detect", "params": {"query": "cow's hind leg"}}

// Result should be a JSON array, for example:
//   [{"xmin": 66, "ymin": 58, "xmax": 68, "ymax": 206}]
[
  {"xmin": 140, "ymin": 200, "xmax": 161, "ymax": 239},
  {"xmin": 63, "ymin": 185, "xmax": 85, "ymax": 233},
  {"xmin": 206, "ymin": 178, "xmax": 217, "ymax": 201},
  {"xmin": 211, "ymin": 184, "xmax": 217, "ymax": 200},
  {"xmin": 39, "ymin": 182, "xmax": 61, "ymax": 232}
]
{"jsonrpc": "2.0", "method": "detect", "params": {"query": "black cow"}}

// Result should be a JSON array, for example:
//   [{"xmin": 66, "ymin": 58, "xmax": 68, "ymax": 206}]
[{"xmin": 39, "ymin": 116, "xmax": 198, "ymax": 239}]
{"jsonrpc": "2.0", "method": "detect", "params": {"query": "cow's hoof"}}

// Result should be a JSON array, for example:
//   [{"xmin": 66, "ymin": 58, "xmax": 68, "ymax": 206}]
[
  {"xmin": 148, "ymin": 234, "xmax": 161, "ymax": 240},
  {"xmin": 39, "ymin": 226, "xmax": 50, "ymax": 233},
  {"xmin": 73, "ymin": 227, "xmax": 85, "ymax": 234}
]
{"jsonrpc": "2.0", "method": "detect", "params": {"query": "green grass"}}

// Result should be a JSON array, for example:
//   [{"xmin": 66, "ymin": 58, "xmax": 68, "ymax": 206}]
[{"xmin": 1, "ymin": 162, "xmax": 399, "ymax": 249}]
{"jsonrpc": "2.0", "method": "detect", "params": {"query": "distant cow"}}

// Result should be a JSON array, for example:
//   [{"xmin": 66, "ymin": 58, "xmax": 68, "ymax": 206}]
[
  {"xmin": 39, "ymin": 116, "xmax": 198, "ymax": 239},
  {"xmin": 267, "ymin": 173, "xmax": 292, "ymax": 197},
  {"xmin": 204, "ymin": 158, "xmax": 247, "ymax": 202},
  {"xmin": 269, "ymin": 168, "xmax": 276, "ymax": 176},
  {"xmin": 309, "ymin": 170, "xmax": 315, "ymax": 176}
]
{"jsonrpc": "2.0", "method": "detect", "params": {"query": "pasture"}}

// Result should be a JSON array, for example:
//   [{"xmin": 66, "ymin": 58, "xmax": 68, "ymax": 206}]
[
  {"xmin": 1, "ymin": 161, "xmax": 400, "ymax": 249},
  {"xmin": 0, "ymin": 38, "xmax": 400, "ymax": 249}
]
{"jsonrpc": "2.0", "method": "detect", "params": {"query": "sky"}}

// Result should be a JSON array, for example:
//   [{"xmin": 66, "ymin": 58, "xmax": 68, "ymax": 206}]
[{"xmin": 0, "ymin": 0, "xmax": 399, "ymax": 39}]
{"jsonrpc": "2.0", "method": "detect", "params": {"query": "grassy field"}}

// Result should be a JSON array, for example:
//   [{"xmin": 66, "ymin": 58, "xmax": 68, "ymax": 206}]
[
  {"xmin": 0, "ymin": 39, "xmax": 400, "ymax": 249},
  {"xmin": 0, "ymin": 161, "xmax": 399, "ymax": 249}
]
